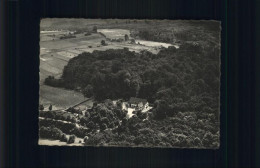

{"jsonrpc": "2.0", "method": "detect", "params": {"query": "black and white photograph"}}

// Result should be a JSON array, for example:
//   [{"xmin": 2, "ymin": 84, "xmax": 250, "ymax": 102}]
[{"xmin": 38, "ymin": 19, "xmax": 221, "ymax": 148}]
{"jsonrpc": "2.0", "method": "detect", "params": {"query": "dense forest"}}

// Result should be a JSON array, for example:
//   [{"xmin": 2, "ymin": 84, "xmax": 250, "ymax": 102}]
[
  {"xmin": 43, "ymin": 23, "xmax": 220, "ymax": 148},
  {"xmin": 46, "ymin": 42, "xmax": 220, "ymax": 117}
]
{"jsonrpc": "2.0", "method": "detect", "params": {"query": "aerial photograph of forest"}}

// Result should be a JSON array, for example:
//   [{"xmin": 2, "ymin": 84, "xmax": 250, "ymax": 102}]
[{"xmin": 39, "ymin": 19, "xmax": 221, "ymax": 148}]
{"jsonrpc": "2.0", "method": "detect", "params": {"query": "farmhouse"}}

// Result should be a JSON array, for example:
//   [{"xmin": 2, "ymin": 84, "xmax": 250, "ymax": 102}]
[{"xmin": 128, "ymin": 97, "xmax": 149, "ymax": 109}]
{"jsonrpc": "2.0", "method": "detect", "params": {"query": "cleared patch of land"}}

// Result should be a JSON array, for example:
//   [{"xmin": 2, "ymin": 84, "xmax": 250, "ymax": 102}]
[
  {"xmin": 97, "ymin": 29, "xmax": 131, "ymax": 39},
  {"xmin": 39, "ymin": 85, "xmax": 86, "ymax": 110}
]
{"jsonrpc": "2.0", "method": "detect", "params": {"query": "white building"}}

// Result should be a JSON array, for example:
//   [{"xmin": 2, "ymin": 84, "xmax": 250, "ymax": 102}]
[{"xmin": 128, "ymin": 97, "xmax": 149, "ymax": 110}]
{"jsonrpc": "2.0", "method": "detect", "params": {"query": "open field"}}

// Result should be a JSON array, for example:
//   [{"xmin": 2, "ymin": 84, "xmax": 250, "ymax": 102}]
[
  {"xmin": 41, "ymin": 40, "xmax": 78, "ymax": 50},
  {"xmin": 97, "ymin": 29, "xmax": 131, "ymax": 39},
  {"xmin": 39, "ymin": 85, "xmax": 85, "ymax": 110},
  {"xmin": 41, "ymin": 55, "xmax": 68, "ymax": 70}
]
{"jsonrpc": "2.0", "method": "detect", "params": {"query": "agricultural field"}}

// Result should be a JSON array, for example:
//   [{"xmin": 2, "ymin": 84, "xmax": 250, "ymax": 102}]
[
  {"xmin": 39, "ymin": 31, "xmax": 105, "ymax": 110},
  {"xmin": 39, "ymin": 85, "xmax": 86, "ymax": 110},
  {"xmin": 97, "ymin": 29, "xmax": 131, "ymax": 39}
]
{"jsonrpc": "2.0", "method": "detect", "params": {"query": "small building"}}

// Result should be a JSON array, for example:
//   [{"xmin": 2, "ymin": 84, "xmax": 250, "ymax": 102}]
[{"xmin": 128, "ymin": 97, "xmax": 149, "ymax": 109}]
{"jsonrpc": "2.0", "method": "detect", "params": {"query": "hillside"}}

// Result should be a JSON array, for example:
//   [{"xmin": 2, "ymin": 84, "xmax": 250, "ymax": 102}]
[{"xmin": 40, "ymin": 19, "xmax": 221, "ymax": 148}]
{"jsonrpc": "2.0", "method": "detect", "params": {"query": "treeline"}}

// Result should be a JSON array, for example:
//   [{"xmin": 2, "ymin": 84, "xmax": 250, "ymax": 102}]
[
  {"xmin": 39, "ymin": 125, "xmax": 78, "ymax": 144},
  {"xmin": 131, "ymin": 29, "xmax": 174, "ymax": 43},
  {"xmin": 39, "ymin": 110, "xmax": 77, "ymax": 123},
  {"xmin": 130, "ymin": 21, "xmax": 220, "ymax": 47}
]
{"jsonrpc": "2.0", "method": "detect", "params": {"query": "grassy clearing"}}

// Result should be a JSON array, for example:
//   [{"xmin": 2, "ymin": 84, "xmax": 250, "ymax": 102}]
[
  {"xmin": 40, "ymin": 61, "xmax": 62, "ymax": 76},
  {"xmin": 97, "ymin": 29, "xmax": 131, "ymax": 39},
  {"xmin": 56, "ymin": 51, "xmax": 78, "ymax": 59},
  {"xmin": 39, "ymin": 85, "xmax": 85, "ymax": 109},
  {"xmin": 77, "ymin": 40, "xmax": 103, "ymax": 46},
  {"xmin": 69, "ymin": 33, "xmax": 104, "ymax": 43},
  {"xmin": 66, "ymin": 49, "xmax": 83, "ymax": 55},
  {"xmin": 41, "ymin": 55, "xmax": 68, "ymax": 69},
  {"xmin": 41, "ymin": 40, "xmax": 77, "ymax": 50},
  {"xmin": 51, "ymin": 52, "xmax": 71, "ymax": 61}
]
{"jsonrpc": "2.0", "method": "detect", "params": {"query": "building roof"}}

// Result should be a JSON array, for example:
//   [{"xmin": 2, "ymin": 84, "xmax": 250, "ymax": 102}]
[{"xmin": 129, "ymin": 97, "xmax": 148, "ymax": 105}]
